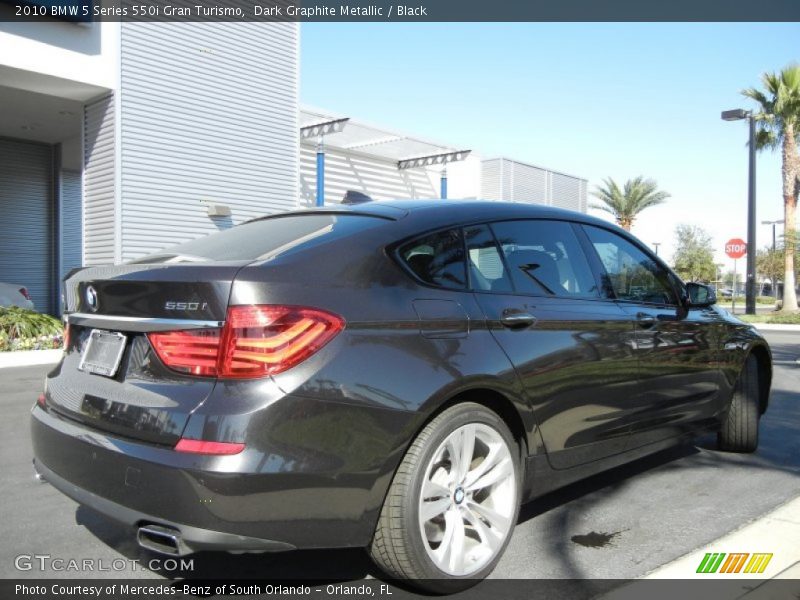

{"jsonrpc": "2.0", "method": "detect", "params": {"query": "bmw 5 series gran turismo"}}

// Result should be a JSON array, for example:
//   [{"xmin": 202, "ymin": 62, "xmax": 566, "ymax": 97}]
[{"xmin": 31, "ymin": 200, "xmax": 771, "ymax": 591}]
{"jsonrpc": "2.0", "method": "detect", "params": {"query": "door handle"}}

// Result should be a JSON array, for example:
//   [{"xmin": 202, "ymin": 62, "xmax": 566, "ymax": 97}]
[
  {"xmin": 636, "ymin": 312, "xmax": 657, "ymax": 328},
  {"xmin": 500, "ymin": 310, "xmax": 536, "ymax": 329}
]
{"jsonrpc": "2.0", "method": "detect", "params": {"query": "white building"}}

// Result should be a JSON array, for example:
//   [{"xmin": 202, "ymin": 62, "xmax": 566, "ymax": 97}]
[
  {"xmin": 1, "ymin": 20, "xmax": 299, "ymax": 313},
  {"xmin": 0, "ymin": 19, "xmax": 586, "ymax": 315},
  {"xmin": 298, "ymin": 107, "xmax": 587, "ymax": 211},
  {"xmin": 481, "ymin": 157, "xmax": 588, "ymax": 212}
]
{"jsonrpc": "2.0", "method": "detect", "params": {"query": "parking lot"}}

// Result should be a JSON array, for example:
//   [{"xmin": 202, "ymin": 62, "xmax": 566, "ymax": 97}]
[{"xmin": 1, "ymin": 330, "xmax": 798, "ymax": 589}]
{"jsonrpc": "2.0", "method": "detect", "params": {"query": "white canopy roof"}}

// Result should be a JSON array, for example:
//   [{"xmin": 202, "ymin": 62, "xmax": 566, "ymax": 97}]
[{"xmin": 300, "ymin": 107, "xmax": 470, "ymax": 166}]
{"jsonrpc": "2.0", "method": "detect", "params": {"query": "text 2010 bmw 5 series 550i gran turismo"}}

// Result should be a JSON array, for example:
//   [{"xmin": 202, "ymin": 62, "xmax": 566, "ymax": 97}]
[{"xmin": 32, "ymin": 200, "xmax": 771, "ymax": 591}]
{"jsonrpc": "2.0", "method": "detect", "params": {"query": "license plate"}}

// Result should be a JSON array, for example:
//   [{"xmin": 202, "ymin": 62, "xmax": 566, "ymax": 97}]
[{"xmin": 79, "ymin": 330, "xmax": 127, "ymax": 377}]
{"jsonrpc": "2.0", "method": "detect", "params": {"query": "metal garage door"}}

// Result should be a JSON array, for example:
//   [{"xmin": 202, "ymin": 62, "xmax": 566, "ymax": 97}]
[{"xmin": 0, "ymin": 138, "xmax": 53, "ymax": 314}]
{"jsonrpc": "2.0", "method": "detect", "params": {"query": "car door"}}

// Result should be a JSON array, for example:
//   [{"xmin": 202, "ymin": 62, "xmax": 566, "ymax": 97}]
[
  {"xmin": 580, "ymin": 224, "xmax": 723, "ymax": 446},
  {"xmin": 466, "ymin": 220, "xmax": 639, "ymax": 470}
]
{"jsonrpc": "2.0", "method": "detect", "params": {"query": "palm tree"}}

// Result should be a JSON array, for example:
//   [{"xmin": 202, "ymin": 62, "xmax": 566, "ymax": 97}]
[
  {"xmin": 590, "ymin": 176, "xmax": 670, "ymax": 231},
  {"xmin": 743, "ymin": 64, "xmax": 800, "ymax": 313}
]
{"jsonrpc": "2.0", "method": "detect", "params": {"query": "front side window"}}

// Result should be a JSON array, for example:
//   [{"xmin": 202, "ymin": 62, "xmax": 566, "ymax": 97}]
[
  {"xmin": 490, "ymin": 220, "xmax": 599, "ymax": 297},
  {"xmin": 399, "ymin": 228, "xmax": 467, "ymax": 290},
  {"xmin": 583, "ymin": 225, "xmax": 677, "ymax": 305}
]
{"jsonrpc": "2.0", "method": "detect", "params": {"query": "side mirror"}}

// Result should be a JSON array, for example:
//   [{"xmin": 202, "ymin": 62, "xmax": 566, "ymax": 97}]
[{"xmin": 686, "ymin": 282, "xmax": 717, "ymax": 307}]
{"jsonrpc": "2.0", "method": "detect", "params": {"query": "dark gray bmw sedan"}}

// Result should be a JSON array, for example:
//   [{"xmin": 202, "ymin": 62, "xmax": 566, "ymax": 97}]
[{"xmin": 31, "ymin": 200, "xmax": 771, "ymax": 591}]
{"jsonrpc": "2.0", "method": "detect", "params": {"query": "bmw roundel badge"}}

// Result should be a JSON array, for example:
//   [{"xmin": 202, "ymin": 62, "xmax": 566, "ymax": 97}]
[{"xmin": 85, "ymin": 285, "xmax": 99, "ymax": 312}]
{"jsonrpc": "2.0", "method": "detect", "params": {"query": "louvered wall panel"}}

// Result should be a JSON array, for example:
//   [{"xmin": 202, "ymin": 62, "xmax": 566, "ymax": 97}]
[
  {"xmin": 551, "ymin": 172, "xmax": 583, "ymax": 211},
  {"xmin": 299, "ymin": 145, "xmax": 436, "ymax": 206},
  {"xmin": 579, "ymin": 179, "xmax": 588, "ymax": 212},
  {"xmin": 83, "ymin": 94, "xmax": 117, "ymax": 266},
  {"xmin": 510, "ymin": 160, "xmax": 547, "ymax": 204},
  {"xmin": 480, "ymin": 159, "xmax": 503, "ymax": 201},
  {"xmin": 0, "ymin": 138, "xmax": 53, "ymax": 313},
  {"xmin": 60, "ymin": 169, "xmax": 83, "ymax": 277},
  {"xmin": 119, "ymin": 22, "xmax": 299, "ymax": 261},
  {"xmin": 480, "ymin": 157, "xmax": 586, "ymax": 212}
]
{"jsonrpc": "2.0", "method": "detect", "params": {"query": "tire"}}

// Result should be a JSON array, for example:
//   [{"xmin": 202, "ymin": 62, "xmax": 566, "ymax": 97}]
[
  {"xmin": 717, "ymin": 354, "xmax": 760, "ymax": 453},
  {"xmin": 369, "ymin": 402, "xmax": 521, "ymax": 593}
]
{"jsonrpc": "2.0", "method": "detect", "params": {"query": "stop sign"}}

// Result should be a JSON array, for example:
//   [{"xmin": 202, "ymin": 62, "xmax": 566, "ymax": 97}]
[{"xmin": 725, "ymin": 238, "xmax": 747, "ymax": 259}]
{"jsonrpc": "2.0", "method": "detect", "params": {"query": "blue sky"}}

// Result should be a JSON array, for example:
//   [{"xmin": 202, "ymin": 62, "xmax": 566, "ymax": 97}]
[{"xmin": 300, "ymin": 23, "xmax": 800, "ymax": 274}]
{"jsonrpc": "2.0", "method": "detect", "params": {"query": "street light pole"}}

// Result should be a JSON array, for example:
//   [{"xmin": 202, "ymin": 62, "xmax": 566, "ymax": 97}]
[
  {"xmin": 760, "ymin": 219, "xmax": 786, "ymax": 252},
  {"xmin": 653, "ymin": 242, "xmax": 661, "ymax": 256},
  {"xmin": 746, "ymin": 115, "xmax": 756, "ymax": 314},
  {"xmin": 721, "ymin": 108, "xmax": 757, "ymax": 315},
  {"xmin": 762, "ymin": 219, "xmax": 785, "ymax": 298}
]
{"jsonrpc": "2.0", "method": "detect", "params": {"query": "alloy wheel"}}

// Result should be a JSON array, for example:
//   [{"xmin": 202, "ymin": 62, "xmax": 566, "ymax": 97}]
[{"xmin": 417, "ymin": 423, "xmax": 517, "ymax": 576}]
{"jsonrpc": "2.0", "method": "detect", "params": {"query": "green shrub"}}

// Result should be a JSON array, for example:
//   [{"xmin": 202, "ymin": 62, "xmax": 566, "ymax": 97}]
[
  {"xmin": 0, "ymin": 307, "xmax": 63, "ymax": 352},
  {"xmin": 767, "ymin": 313, "xmax": 800, "ymax": 325},
  {"xmin": 738, "ymin": 312, "xmax": 800, "ymax": 325},
  {"xmin": 719, "ymin": 296, "xmax": 775, "ymax": 305}
]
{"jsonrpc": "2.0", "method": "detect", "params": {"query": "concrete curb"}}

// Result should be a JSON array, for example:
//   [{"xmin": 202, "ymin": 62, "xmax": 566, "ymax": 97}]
[
  {"xmin": 0, "ymin": 349, "xmax": 62, "ymax": 369},
  {"xmin": 599, "ymin": 495, "xmax": 800, "ymax": 599},
  {"xmin": 640, "ymin": 495, "xmax": 800, "ymax": 580}
]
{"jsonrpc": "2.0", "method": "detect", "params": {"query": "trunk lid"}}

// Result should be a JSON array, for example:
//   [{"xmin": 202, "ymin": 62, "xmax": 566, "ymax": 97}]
[
  {"xmin": 47, "ymin": 211, "xmax": 396, "ymax": 445},
  {"xmin": 47, "ymin": 261, "xmax": 250, "ymax": 446}
]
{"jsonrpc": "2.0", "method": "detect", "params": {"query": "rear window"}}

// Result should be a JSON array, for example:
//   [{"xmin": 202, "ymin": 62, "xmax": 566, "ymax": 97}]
[
  {"xmin": 399, "ymin": 228, "xmax": 467, "ymax": 290},
  {"xmin": 130, "ymin": 214, "xmax": 387, "ymax": 264}
]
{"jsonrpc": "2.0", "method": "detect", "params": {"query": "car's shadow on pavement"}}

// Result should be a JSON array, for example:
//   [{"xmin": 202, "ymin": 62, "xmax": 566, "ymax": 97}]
[
  {"xmin": 517, "ymin": 415, "xmax": 800, "ymax": 530},
  {"xmin": 517, "ymin": 441, "xmax": 701, "ymax": 525}
]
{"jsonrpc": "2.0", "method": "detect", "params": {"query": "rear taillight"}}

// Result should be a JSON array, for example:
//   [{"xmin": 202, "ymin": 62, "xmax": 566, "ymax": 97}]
[
  {"xmin": 219, "ymin": 305, "xmax": 344, "ymax": 378},
  {"xmin": 147, "ymin": 305, "xmax": 343, "ymax": 379},
  {"xmin": 174, "ymin": 438, "xmax": 245, "ymax": 455},
  {"xmin": 148, "ymin": 329, "xmax": 221, "ymax": 377},
  {"xmin": 63, "ymin": 322, "xmax": 70, "ymax": 351},
  {"xmin": 19, "ymin": 287, "xmax": 31, "ymax": 301}
]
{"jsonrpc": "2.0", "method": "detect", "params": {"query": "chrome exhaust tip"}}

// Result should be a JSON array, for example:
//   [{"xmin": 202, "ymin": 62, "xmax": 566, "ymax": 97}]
[
  {"xmin": 137, "ymin": 524, "xmax": 186, "ymax": 556},
  {"xmin": 32, "ymin": 461, "xmax": 47, "ymax": 484}
]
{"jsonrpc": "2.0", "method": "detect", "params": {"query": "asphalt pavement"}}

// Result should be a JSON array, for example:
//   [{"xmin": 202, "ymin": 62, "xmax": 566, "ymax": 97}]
[{"xmin": 1, "ymin": 331, "xmax": 798, "ymax": 589}]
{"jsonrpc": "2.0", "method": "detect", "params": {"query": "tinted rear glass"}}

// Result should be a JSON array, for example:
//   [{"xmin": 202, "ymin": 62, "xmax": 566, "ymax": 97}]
[
  {"xmin": 399, "ymin": 228, "xmax": 467, "ymax": 290},
  {"xmin": 130, "ymin": 214, "xmax": 387, "ymax": 264}
]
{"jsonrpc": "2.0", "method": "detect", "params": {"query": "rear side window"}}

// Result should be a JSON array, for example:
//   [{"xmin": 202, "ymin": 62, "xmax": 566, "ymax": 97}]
[
  {"xmin": 464, "ymin": 224, "xmax": 513, "ymax": 293},
  {"xmin": 130, "ymin": 214, "xmax": 387, "ymax": 264},
  {"xmin": 490, "ymin": 220, "xmax": 599, "ymax": 298},
  {"xmin": 399, "ymin": 229, "xmax": 467, "ymax": 290}
]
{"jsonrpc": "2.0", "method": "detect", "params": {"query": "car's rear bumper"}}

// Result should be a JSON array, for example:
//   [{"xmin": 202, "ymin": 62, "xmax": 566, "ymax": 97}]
[
  {"xmin": 31, "ymin": 402, "xmax": 408, "ymax": 552},
  {"xmin": 32, "ymin": 457, "xmax": 293, "ymax": 555}
]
